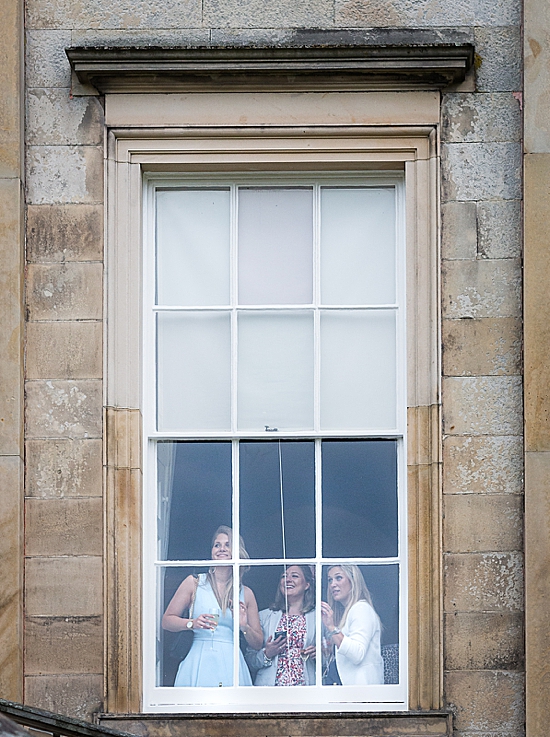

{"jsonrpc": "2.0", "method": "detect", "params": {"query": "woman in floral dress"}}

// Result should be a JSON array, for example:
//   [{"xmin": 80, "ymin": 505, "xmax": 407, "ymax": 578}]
[{"xmin": 246, "ymin": 565, "xmax": 316, "ymax": 686}]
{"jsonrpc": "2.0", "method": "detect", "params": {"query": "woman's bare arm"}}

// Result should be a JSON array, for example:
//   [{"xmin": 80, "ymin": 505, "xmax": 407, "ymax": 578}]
[
  {"xmin": 161, "ymin": 575, "xmax": 197, "ymax": 632},
  {"xmin": 240, "ymin": 586, "xmax": 264, "ymax": 650}
]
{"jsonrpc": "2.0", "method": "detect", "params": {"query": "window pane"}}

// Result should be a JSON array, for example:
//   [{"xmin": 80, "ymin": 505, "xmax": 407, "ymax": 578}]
[
  {"xmin": 320, "ymin": 310, "xmax": 396, "ymax": 430},
  {"xmin": 238, "ymin": 188, "xmax": 313, "ymax": 305},
  {"xmin": 240, "ymin": 441, "xmax": 315, "ymax": 559},
  {"xmin": 157, "ymin": 441, "xmax": 232, "ymax": 561},
  {"xmin": 243, "ymin": 564, "xmax": 317, "ymax": 686},
  {"xmin": 157, "ymin": 312, "xmax": 231, "ymax": 431},
  {"xmin": 321, "ymin": 564, "xmax": 399, "ymax": 685},
  {"xmin": 322, "ymin": 440, "xmax": 398, "ymax": 558},
  {"xmin": 156, "ymin": 188, "xmax": 230, "ymax": 306},
  {"xmin": 238, "ymin": 312, "xmax": 314, "ymax": 430},
  {"xmin": 320, "ymin": 187, "xmax": 396, "ymax": 305},
  {"xmin": 159, "ymin": 564, "xmax": 247, "ymax": 688}
]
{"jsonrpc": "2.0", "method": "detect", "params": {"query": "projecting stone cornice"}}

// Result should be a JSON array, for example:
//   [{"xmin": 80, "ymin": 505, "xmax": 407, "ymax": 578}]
[{"xmin": 66, "ymin": 31, "xmax": 474, "ymax": 94}]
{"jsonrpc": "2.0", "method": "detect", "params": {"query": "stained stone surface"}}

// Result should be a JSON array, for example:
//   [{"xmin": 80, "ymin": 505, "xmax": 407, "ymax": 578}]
[{"xmin": 19, "ymin": 0, "xmax": 525, "ymax": 726}]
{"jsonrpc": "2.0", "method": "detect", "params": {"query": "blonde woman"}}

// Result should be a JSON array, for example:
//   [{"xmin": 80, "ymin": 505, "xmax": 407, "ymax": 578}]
[
  {"xmin": 321, "ymin": 565, "xmax": 383, "ymax": 685},
  {"xmin": 162, "ymin": 525, "xmax": 263, "ymax": 686}
]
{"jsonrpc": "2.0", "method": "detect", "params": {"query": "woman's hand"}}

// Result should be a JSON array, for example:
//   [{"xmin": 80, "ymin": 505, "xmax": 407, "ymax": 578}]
[
  {"xmin": 264, "ymin": 634, "xmax": 287, "ymax": 659},
  {"xmin": 193, "ymin": 613, "xmax": 217, "ymax": 630},
  {"xmin": 302, "ymin": 644, "xmax": 316, "ymax": 660},
  {"xmin": 239, "ymin": 601, "xmax": 248, "ymax": 629},
  {"xmin": 321, "ymin": 601, "xmax": 335, "ymax": 630}
]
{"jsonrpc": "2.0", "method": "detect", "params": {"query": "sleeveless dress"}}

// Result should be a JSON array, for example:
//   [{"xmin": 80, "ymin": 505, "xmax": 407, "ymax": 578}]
[{"xmin": 174, "ymin": 573, "xmax": 253, "ymax": 687}]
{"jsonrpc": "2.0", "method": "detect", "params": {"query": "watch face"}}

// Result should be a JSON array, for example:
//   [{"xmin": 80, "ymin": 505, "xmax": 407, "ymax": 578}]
[{"xmin": 187, "ymin": 620, "xmax": 193, "ymax": 629}]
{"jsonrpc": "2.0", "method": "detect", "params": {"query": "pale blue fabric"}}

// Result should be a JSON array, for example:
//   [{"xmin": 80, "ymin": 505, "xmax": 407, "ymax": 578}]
[{"xmin": 174, "ymin": 573, "xmax": 252, "ymax": 687}]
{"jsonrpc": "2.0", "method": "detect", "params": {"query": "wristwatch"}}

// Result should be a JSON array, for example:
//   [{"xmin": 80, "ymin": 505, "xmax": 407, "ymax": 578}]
[
  {"xmin": 329, "ymin": 627, "xmax": 342, "ymax": 638},
  {"xmin": 186, "ymin": 619, "xmax": 194, "ymax": 629},
  {"xmin": 262, "ymin": 649, "xmax": 273, "ymax": 667}
]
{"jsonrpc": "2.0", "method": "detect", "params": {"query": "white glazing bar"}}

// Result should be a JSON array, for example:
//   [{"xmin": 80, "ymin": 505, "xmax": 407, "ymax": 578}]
[
  {"xmin": 232, "ymin": 439, "xmax": 240, "ymax": 688},
  {"xmin": 314, "ymin": 439, "xmax": 323, "ymax": 686},
  {"xmin": 313, "ymin": 184, "xmax": 321, "ymax": 433},
  {"xmin": 231, "ymin": 185, "xmax": 238, "ymax": 434},
  {"xmin": 154, "ymin": 557, "xmax": 401, "ymax": 567},
  {"xmin": 152, "ymin": 304, "xmax": 399, "ymax": 311}
]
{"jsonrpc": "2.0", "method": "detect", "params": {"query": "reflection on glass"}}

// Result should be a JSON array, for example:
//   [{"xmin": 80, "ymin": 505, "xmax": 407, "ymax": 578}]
[
  {"xmin": 243, "ymin": 564, "xmax": 316, "ymax": 686},
  {"xmin": 240, "ymin": 441, "xmax": 315, "ymax": 559},
  {"xmin": 321, "ymin": 564, "xmax": 398, "ymax": 686},
  {"xmin": 322, "ymin": 440, "xmax": 398, "ymax": 559},
  {"xmin": 156, "ymin": 188, "xmax": 230, "ymax": 306},
  {"xmin": 238, "ymin": 188, "xmax": 313, "ymax": 305},
  {"xmin": 158, "ymin": 442, "xmax": 232, "ymax": 561},
  {"xmin": 320, "ymin": 310, "xmax": 397, "ymax": 430},
  {"xmin": 238, "ymin": 312, "xmax": 314, "ymax": 430},
  {"xmin": 160, "ymin": 527, "xmax": 263, "ymax": 687},
  {"xmin": 320, "ymin": 187, "xmax": 396, "ymax": 306},
  {"xmin": 157, "ymin": 311, "xmax": 231, "ymax": 431}
]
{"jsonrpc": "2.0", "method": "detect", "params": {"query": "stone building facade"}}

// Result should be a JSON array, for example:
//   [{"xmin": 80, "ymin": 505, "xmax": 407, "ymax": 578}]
[{"xmin": 0, "ymin": 0, "xmax": 549, "ymax": 734}]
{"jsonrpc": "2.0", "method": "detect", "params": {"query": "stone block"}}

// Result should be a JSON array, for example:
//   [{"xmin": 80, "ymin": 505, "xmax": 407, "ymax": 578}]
[
  {"xmin": 209, "ymin": 28, "xmax": 297, "ymax": 46},
  {"xmin": 26, "ymin": 204, "xmax": 103, "ymax": 263},
  {"xmin": 25, "ymin": 556, "xmax": 102, "ymax": 616},
  {"xmin": 444, "ymin": 552, "xmax": 523, "ymax": 612},
  {"xmin": 0, "ymin": 456, "xmax": 23, "ymax": 699},
  {"xmin": 445, "ymin": 671, "xmax": 524, "ymax": 734},
  {"xmin": 441, "ymin": 142, "xmax": 522, "ymax": 201},
  {"xmin": 0, "ymin": 0, "xmax": 22, "ymax": 179},
  {"xmin": 25, "ymin": 674, "xmax": 103, "ymax": 721},
  {"xmin": 525, "ymin": 7, "xmax": 550, "ymax": 154},
  {"xmin": 477, "ymin": 199, "xmax": 521, "ymax": 259},
  {"xmin": 25, "ymin": 498, "xmax": 102, "ymax": 556},
  {"xmin": 26, "ymin": 321, "xmax": 102, "ymax": 380},
  {"xmin": 443, "ymin": 435, "xmax": 523, "ymax": 495},
  {"xmin": 525, "ymin": 154, "xmax": 550, "ymax": 452},
  {"xmin": 442, "ymin": 317, "xmax": 522, "ymax": 376},
  {"xmin": 443, "ymin": 493, "xmax": 523, "ymax": 552},
  {"xmin": 442, "ymin": 259, "xmax": 521, "ymax": 319},
  {"xmin": 25, "ymin": 439, "xmax": 102, "ymax": 498},
  {"xmin": 335, "ymin": 0, "xmax": 472, "ymax": 28},
  {"xmin": 525, "ymin": 451, "xmax": 550, "ymax": 735},
  {"xmin": 25, "ymin": 380, "xmax": 102, "ymax": 439},
  {"xmin": 26, "ymin": 0, "xmax": 201, "ymax": 29},
  {"xmin": 27, "ymin": 263, "xmax": 102, "ymax": 321},
  {"xmin": 473, "ymin": 0, "xmax": 521, "ymax": 26},
  {"xmin": 27, "ymin": 90, "xmax": 103, "ymax": 146},
  {"xmin": 25, "ymin": 30, "xmax": 72, "ymax": 88},
  {"xmin": 26, "ymin": 145, "xmax": 103, "ymax": 205},
  {"xmin": 443, "ymin": 376, "xmax": 522, "ymax": 436},
  {"xmin": 441, "ymin": 201, "xmax": 477, "ymax": 260},
  {"xmin": 0, "ymin": 179, "xmax": 24, "ymax": 456},
  {"xmin": 204, "ymin": 0, "xmax": 332, "ymax": 28},
  {"xmin": 441, "ymin": 93, "xmax": 521, "ymax": 143},
  {"xmin": 25, "ymin": 616, "xmax": 103, "ymax": 674},
  {"xmin": 71, "ymin": 28, "xmax": 210, "ymax": 47},
  {"xmin": 475, "ymin": 27, "xmax": 522, "ymax": 92},
  {"xmin": 444, "ymin": 611, "xmax": 524, "ymax": 670}
]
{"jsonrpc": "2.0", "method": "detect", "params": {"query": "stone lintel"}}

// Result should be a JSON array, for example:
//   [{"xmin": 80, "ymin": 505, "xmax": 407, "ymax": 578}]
[{"xmin": 66, "ymin": 41, "xmax": 474, "ymax": 94}]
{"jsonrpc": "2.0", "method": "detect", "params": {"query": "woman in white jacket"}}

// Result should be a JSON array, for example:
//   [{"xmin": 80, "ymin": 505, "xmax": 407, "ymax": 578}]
[{"xmin": 321, "ymin": 565, "xmax": 384, "ymax": 685}]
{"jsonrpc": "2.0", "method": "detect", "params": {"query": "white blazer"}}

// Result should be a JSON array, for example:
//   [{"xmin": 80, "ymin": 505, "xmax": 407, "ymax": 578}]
[
  {"xmin": 335, "ymin": 600, "xmax": 384, "ymax": 685},
  {"xmin": 246, "ymin": 608, "xmax": 316, "ymax": 685}
]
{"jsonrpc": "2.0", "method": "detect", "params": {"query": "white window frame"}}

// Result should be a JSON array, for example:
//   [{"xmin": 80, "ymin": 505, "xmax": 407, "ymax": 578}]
[
  {"xmin": 103, "ymin": 108, "xmax": 441, "ymax": 715},
  {"xmin": 142, "ymin": 172, "xmax": 408, "ymax": 712}
]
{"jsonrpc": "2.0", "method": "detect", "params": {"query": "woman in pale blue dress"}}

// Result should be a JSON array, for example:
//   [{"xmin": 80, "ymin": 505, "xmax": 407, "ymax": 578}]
[{"xmin": 162, "ymin": 526, "xmax": 263, "ymax": 686}]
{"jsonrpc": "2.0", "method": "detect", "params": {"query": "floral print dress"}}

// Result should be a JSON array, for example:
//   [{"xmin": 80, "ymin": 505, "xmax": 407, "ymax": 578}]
[{"xmin": 275, "ymin": 613, "xmax": 307, "ymax": 686}]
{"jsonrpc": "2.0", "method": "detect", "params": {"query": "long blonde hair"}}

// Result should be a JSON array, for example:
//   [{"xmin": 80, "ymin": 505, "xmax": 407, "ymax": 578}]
[
  {"xmin": 327, "ymin": 564, "xmax": 376, "ymax": 628},
  {"xmin": 207, "ymin": 525, "xmax": 249, "ymax": 615}
]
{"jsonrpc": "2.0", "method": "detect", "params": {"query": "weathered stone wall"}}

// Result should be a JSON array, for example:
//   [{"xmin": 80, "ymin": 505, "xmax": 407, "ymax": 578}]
[{"xmin": 22, "ymin": 0, "xmax": 524, "ymax": 735}]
